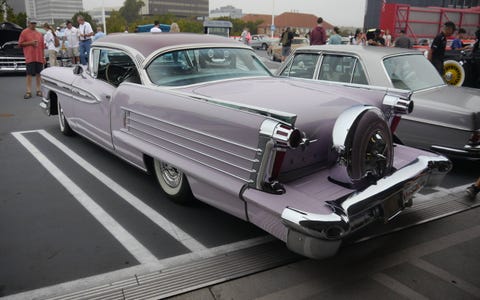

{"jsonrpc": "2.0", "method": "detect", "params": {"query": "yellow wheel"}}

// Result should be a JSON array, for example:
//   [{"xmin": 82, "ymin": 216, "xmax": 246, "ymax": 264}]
[{"xmin": 443, "ymin": 60, "xmax": 465, "ymax": 86}]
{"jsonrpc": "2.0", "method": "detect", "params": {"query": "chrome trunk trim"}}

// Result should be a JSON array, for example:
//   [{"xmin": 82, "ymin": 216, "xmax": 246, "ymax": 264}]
[{"xmin": 282, "ymin": 154, "xmax": 452, "ymax": 242}]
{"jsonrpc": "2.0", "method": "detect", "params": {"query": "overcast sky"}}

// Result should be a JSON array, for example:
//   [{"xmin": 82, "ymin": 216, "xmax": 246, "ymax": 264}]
[{"xmin": 83, "ymin": 0, "xmax": 367, "ymax": 27}]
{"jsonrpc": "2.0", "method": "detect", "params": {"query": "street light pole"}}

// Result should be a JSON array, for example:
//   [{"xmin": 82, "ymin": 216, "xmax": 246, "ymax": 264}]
[
  {"xmin": 102, "ymin": 0, "xmax": 106, "ymax": 34},
  {"xmin": 271, "ymin": 0, "xmax": 275, "ymax": 38}
]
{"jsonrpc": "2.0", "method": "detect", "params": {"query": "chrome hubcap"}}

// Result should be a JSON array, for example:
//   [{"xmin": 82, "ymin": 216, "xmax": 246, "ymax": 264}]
[
  {"xmin": 364, "ymin": 131, "xmax": 389, "ymax": 178},
  {"xmin": 159, "ymin": 162, "xmax": 181, "ymax": 188}
]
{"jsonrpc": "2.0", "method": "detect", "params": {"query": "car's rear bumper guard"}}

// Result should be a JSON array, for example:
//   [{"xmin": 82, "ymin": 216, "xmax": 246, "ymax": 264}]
[{"xmin": 281, "ymin": 154, "xmax": 451, "ymax": 259}]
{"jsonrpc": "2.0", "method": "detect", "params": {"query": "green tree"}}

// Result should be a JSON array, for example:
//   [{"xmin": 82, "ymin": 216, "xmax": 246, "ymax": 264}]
[
  {"xmin": 0, "ymin": 2, "xmax": 27, "ymax": 27},
  {"xmin": 176, "ymin": 18, "xmax": 203, "ymax": 33},
  {"xmin": 119, "ymin": 0, "xmax": 144, "ymax": 24},
  {"xmin": 0, "ymin": 1, "xmax": 4, "ymax": 22},
  {"xmin": 106, "ymin": 10, "xmax": 127, "ymax": 33},
  {"xmin": 10, "ymin": 11, "xmax": 27, "ymax": 27},
  {"xmin": 213, "ymin": 17, "xmax": 263, "ymax": 36}
]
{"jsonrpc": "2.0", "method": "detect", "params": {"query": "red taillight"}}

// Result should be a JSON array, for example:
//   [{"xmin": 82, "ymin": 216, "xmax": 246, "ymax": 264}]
[
  {"xmin": 390, "ymin": 115, "xmax": 401, "ymax": 133},
  {"xmin": 271, "ymin": 150, "xmax": 286, "ymax": 180}
]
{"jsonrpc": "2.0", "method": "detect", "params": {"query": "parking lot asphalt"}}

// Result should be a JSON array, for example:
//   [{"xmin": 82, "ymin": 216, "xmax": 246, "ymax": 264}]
[{"xmin": 169, "ymin": 195, "xmax": 480, "ymax": 300}]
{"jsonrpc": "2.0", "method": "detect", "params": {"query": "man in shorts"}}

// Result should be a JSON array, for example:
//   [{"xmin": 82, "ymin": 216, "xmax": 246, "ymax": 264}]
[
  {"xmin": 18, "ymin": 18, "xmax": 45, "ymax": 99},
  {"xmin": 64, "ymin": 20, "xmax": 80, "ymax": 64}
]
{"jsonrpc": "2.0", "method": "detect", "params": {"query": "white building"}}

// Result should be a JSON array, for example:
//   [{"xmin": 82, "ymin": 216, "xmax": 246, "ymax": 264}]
[
  {"xmin": 210, "ymin": 5, "xmax": 242, "ymax": 19},
  {"xmin": 24, "ymin": 0, "xmax": 83, "ymax": 24}
]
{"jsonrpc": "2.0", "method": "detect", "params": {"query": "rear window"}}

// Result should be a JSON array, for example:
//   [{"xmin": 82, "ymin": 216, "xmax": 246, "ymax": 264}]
[{"xmin": 146, "ymin": 48, "xmax": 271, "ymax": 86}]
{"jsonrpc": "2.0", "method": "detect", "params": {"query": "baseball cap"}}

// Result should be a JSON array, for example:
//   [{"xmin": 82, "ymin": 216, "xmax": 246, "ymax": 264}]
[{"xmin": 28, "ymin": 18, "xmax": 38, "ymax": 24}]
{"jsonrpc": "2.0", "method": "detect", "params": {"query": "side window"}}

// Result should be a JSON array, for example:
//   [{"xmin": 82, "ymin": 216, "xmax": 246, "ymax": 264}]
[
  {"xmin": 91, "ymin": 49, "xmax": 101, "ymax": 79},
  {"xmin": 279, "ymin": 53, "xmax": 319, "ymax": 79},
  {"xmin": 318, "ymin": 55, "xmax": 356, "ymax": 83},
  {"xmin": 96, "ymin": 49, "xmax": 140, "ymax": 87},
  {"xmin": 352, "ymin": 61, "xmax": 368, "ymax": 85}
]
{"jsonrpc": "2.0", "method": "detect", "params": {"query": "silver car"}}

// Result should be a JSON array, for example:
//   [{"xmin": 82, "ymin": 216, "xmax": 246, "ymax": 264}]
[
  {"xmin": 277, "ymin": 45, "xmax": 480, "ymax": 160},
  {"xmin": 40, "ymin": 34, "xmax": 450, "ymax": 259},
  {"xmin": 249, "ymin": 34, "xmax": 273, "ymax": 50}
]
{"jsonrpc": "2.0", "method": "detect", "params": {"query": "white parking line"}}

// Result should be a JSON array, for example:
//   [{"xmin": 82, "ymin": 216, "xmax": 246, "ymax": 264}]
[
  {"xmin": 372, "ymin": 273, "xmax": 429, "ymax": 300},
  {"xmin": 11, "ymin": 132, "xmax": 158, "ymax": 265},
  {"xmin": 2, "ymin": 236, "xmax": 273, "ymax": 300},
  {"xmin": 410, "ymin": 258, "xmax": 480, "ymax": 297},
  {"xmin": 34, "ymin": 129, "xmax": 206, "ymax": 252}
]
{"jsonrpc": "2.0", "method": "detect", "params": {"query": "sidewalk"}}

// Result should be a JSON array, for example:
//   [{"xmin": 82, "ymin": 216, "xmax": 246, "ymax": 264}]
[{"xmin": 170, "ymin": 191, "xmax": 480, "ymax": 300}]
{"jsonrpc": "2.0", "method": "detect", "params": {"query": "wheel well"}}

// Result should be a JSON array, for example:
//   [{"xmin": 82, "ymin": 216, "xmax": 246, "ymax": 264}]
[
  {"xmin": 143, "ymin": 154, "xmax": 154, "ymax": 175},
  {"xmin": 49, "ymin": 91, "xmax": 59, "ymax": 115}
]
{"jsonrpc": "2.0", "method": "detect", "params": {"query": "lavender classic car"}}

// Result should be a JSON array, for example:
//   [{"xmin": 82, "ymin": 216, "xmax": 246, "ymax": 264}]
[
  {"xmin": 40, "ymin": 33, "xmax": 451, "ymax": 259},
  {"xmin": 277, "ymin": 45, "xmax": 480, "ymax": 160}
]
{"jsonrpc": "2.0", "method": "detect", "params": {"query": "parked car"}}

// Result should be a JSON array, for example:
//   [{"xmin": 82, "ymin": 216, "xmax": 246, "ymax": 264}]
[
  {"xmin": 277, "ymin": 45, "xmax": 480, "ymax": 160},
  {"xmin": 0, "ymin": 22, "xmax": 26, "ymax": 73},
  {"xmin": 249, "ymin": 34, "xmax": 273, "ymax": 50},
  {"xmin": 267, "ymin": 37, "xmax": 309, "ymax": 61},
  {"xmin": 40, "ymin": 33, "xmax": 451, "ymax": 259},
  {"xmin": 443, "ymin": 47, "xmax": 480, "ymax": 88}
]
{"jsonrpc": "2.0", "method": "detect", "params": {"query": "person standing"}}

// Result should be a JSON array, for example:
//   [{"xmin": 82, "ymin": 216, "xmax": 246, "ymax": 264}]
[
  {"xmin": 352, "ymin": 30, "xmax": 366, "ymax": 45},
  {"xmin": 64, "ymin": 20, "xmax": 80, "ymax": 65},
  {"xmin": 93, "ymin": 26, "xmax": 106, "ymax": 41},
  {"xmin": 428, "ymin": 21, "xmax": 456, "ymax": 75},
  {"xmin": 367, "ymin": 29, "xmax": 385, "ymax": 46},
  {"xmin": 43, "ymin": 23, "xmax": 58, "ymax": 67},
  {"xmin": 451, "ymin": 28, "xmax": 467, "ymax": 50},
  {"xmin": 170, "ymin": 22, "xmax": 180, "ymax": 33},
  {"xmin": 18, "ymin": 19, "xmax": 45, "ymax": 99},
  {"xmin": 280, "ymin": 27, "xmax": 294, "ymax": 61},
  {"xmin": 240, "ymin": 27, "xmax": 250, "ymax": 45},
  {"xmin": 310, "ymin": 17, "xmax": 326, "ymax": 45},
  {"xmin": 328, "ymin": 27, "xmax": 342, "ymax": 45},
  {"xmin": 384, "ymin": 29, "xmax": 392, "ymax": 47},
  {"xmin": 150, "ymin": 21, "xmax": 162, "ymax": 32},
  {"xmin": 394, "ymin": 30, "xmax": 412, "ymax": 48},
  {"xmin": 77, "ymin": 15, "xmax": 93, "ymax": 65}
]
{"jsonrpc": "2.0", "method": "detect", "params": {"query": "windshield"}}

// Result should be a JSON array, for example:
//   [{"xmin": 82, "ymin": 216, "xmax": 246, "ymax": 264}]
[
  {"xmin": 383, "ymin": 54, "xmax": 445, "ymax": 91},
  {"xmin": 146, "ymin": 48, "xmax": 271, "ymax": 86}
]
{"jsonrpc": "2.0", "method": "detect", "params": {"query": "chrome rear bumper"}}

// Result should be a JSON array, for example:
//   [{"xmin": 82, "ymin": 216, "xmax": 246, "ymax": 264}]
[{"xmin": 281, "ymin": 154, "xmax": 451, "ymax": 259}]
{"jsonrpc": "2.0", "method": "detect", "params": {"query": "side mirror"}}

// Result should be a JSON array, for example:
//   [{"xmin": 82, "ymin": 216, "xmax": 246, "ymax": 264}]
[{"xmin": 73, "ymin": 65, "xmax": 83, "ymax": 75}]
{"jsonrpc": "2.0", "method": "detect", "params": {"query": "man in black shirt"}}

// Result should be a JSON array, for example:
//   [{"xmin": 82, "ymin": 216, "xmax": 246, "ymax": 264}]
[
  {"xmin": 367, "ymin": 28, "xmax": 385, "ymax": 46},
  {"xmin": 428, "ymin": 21, "xmax": 456, "ymax": 75}
]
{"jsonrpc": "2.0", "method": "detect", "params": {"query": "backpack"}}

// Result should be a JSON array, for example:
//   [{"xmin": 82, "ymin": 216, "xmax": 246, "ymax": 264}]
[
  {"xmin": 280, "ymin": 32, "xmax": 288, "ymax": 45},
  {"xmin": 53, "ymin": 34, "xmax": 60, "ymax": 47}
]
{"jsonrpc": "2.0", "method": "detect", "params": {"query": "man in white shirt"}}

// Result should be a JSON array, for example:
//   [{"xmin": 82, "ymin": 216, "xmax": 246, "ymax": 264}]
[
  {"xmin": 77, "ymin": 15, "xmax": 93, "ymax": 65},
  {"xmin": 150, "ymin": 20, "xmax": 162, "ymax": 32},
  {"xmin": 64, "ymin": 21, "xmax": 80, "ymax": 64}
]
